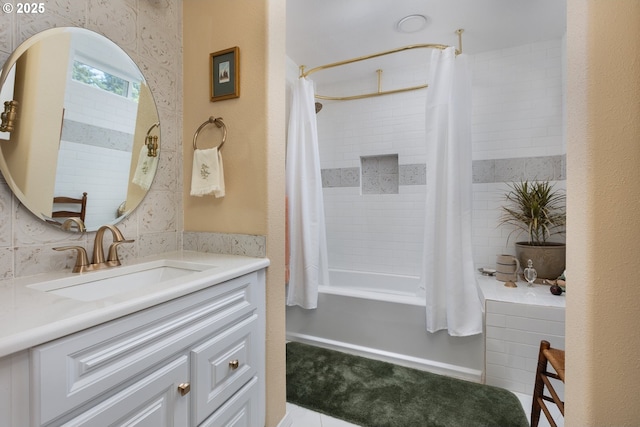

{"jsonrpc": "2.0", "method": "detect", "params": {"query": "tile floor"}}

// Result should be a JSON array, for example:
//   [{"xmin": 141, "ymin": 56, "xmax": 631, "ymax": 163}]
[
  {"xmin": 287, "ymin": 392, "xmax": 564, "ymax": 427},
  {"xmin": 287, "ymin": 402, "xmax": 360, "ymax": 427}
]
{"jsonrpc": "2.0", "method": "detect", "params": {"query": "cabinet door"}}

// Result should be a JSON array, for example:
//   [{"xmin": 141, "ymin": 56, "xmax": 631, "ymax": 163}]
[
  {"xmin": 199, "ymin": 377, "xmax": 258, "ymax": 427},
  {"xmin": 57, "ymin": 355, "xmax": 190, "ymax": 427},
  {"xmin": 191, "ymin": 315, "xmax": 258, "ymax": 425}
]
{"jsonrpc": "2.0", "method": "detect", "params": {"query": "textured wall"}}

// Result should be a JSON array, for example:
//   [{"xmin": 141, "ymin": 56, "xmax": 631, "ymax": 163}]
[
  {"xmin": 566, "ymin": 0, "xmax": 640, "ymax": 424},
  {"xmin": 0, "ymin": 0, "xmax": 183, "ymax": 278}
]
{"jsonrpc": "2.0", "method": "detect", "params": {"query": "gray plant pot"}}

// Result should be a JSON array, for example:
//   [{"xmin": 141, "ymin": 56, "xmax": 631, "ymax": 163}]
[{"xmin": 515, "ymin": 242, "xmax": 566, "ymax": 281}]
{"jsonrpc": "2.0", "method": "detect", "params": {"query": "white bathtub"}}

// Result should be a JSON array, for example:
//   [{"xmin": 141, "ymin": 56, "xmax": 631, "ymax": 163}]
[{"xmin": 286, "ymin": 269, "xmax": 485, "ymax": 382}]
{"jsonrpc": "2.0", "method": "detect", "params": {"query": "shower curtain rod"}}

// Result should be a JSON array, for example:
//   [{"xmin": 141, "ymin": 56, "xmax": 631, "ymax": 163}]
[{"xmin": 299, "ymin": 29, "xmax": 464, "ymax": 101}]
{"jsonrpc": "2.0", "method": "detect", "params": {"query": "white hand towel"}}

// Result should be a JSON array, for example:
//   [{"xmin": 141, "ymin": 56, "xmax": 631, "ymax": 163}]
[
  {"xmin": 190, "ymin": 147, "xmax": 225, "ymax": 197},
  {"xmin": 132, "ymin": 145, "xmax": 159, "ymax": 190}
]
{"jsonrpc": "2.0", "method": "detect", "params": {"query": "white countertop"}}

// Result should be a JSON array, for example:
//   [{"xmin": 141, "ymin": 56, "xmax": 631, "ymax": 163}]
[
  {"xmin": 0, "ymin": 251, "xmax": 270, "ymax": 358},
  {"xmin": 477, "ymin": 273, "xmax": 566, "ymax": 308}
]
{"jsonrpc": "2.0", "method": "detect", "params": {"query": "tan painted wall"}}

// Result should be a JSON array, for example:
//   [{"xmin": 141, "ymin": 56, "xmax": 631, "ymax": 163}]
[
  {"xmin": 4, "ymin": 34, "xmax": 69, "ymax": 217},
  {"xmin": 183, "ymin": 1, "xmax": 287, "ymax": 426},
  {"xmin": 264, "ymin": 1, "xmax": 288, "ymax": 426},
  {"xmin": 566, "ymin": 1, "xmax": 640, "ymax": 425},
  {"xmin": 183, "ymin": 0, "xmax": 269, "ymax": 236}
]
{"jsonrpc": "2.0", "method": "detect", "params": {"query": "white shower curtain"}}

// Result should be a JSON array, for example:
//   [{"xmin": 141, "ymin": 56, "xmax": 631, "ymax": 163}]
[
  {"xmin": 286, "ymin": 77, "xmax": 330, "ymax": 309},
  {"xmin": 422, "ymin": 47, "xmax": 482, "ymax": 336}
]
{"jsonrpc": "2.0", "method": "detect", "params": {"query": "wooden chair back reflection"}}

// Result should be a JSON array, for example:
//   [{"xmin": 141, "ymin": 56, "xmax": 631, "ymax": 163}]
[{"xmin": 52, "ymin": 192, "xmax": 87, "ymax": 222}]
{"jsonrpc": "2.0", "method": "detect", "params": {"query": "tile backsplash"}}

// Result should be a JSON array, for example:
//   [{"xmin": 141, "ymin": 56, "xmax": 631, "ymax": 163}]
[
  {"xmin": 323, "ymin": 154, "xmax": 565, "ymax": 188},
  {"xmin": 0, "ymin": 0, "xmax": 183, "ymax": 278},
  {"xmin": 183, "ymin": 232, "xmax": 266, "ymax": 258}
]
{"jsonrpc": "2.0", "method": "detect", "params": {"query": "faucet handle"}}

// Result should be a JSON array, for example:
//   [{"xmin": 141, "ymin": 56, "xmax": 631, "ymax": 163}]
[
  {"xmin": 53, "ymin": 246, "xmax": 91, "ymax": 273},
  {"xmin": 106, "ymin": 239, "xmax": 135, "ymax": 266}
]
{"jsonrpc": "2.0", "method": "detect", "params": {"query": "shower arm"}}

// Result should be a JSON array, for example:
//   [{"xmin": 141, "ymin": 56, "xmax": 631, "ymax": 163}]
[{"xmin": 299, "ymin": 29, "xmax": 464, "ymax": 102}]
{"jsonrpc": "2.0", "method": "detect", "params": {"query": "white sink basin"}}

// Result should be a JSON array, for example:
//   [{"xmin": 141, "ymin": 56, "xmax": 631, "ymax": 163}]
[{"xmin": 28, "ymin": 260, "xmax": 216, "ymax": 302}]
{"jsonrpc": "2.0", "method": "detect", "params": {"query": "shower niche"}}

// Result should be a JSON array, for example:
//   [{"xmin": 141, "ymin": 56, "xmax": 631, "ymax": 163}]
[{"xmin": 361, "ymin": 154, "xmax": 399, "ymax": 194}]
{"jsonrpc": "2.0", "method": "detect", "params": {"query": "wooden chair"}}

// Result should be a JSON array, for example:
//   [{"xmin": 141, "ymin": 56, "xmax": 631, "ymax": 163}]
[
  {"xmin": 531, "ymin": 340, "xmax": 565, "ymax": 427},
  {"xmin": 52, "ymin": 192, "xmax": 87, "ymax": 223}
]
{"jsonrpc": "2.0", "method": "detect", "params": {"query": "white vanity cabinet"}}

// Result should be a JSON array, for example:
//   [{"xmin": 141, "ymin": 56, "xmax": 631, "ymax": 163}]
[{"xmin": 26, "ymin": 270, "xmax": 265, "ymax": 427}]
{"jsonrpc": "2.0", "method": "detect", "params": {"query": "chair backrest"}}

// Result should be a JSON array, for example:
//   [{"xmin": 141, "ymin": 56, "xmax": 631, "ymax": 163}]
[
  {"xmin": 52, "ymin": 192, "xmax": 87, "ymax": 222},
  {"xmin": 531, "ymin": 340, "xmax": 565, "ymax": 427}
]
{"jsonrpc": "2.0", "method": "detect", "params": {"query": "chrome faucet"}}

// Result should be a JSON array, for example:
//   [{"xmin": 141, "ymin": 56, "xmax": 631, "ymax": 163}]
[{"xmin": 53, "ymin": 225, "xmax": 134, "ymax": 273}]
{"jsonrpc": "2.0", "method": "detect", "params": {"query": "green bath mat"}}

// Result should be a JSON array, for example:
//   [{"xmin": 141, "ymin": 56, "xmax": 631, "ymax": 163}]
[{"xmin": 286, "ymin": 341, "xmax": 529, "ymax": 427}]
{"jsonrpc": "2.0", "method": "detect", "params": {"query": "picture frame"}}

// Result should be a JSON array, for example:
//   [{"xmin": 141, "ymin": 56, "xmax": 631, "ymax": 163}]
[{"xmin": 210, "ymin": 46, "xmax": 239, "ymax": 102}]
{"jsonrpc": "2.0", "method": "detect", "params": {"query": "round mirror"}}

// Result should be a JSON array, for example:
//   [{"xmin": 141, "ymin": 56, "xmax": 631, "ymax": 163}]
[{"xmin": 0, "ymin": 27, "xmax": 160, "ymax": 232}]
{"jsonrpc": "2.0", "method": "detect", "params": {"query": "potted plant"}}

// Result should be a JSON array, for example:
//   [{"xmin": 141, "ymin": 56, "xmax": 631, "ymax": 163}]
[{"xmin": 499, "ymin": 180, "xmax": 566, "ymax": 281}]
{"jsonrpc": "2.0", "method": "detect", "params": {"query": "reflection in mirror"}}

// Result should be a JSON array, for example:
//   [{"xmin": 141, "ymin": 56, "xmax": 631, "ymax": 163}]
[{"xmin": 0, "ymin": 27, "xmax": 160, "ymax": 232}]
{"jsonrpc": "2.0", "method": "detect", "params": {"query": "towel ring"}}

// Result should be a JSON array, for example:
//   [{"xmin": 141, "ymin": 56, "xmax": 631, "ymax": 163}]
[
  {"xmin": 146, "ymin": 122, "xmax": 160, "ymax": 137},
  {"xmin": 193, "ymin": 116, "xmax": 227, "ymax": 150}
]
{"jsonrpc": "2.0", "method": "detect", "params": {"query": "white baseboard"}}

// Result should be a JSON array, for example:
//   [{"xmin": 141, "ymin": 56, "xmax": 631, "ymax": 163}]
[{"xmin": 286, "ymin": 332, "xmax": 483, "ymax": 383}]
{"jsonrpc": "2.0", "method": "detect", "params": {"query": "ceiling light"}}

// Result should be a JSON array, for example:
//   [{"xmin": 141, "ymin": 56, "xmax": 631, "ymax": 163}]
[{"xmin": 396, "ymin": 14, "xmax": 428, "ymax": 33}]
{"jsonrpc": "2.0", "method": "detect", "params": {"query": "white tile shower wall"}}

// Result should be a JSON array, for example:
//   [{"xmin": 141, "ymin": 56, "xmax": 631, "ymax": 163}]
[
  {"xmin": 55, "ymin": 141, "xmax": 131, "ymax": 228},
  {"xmin": 471, "ymin": 40, "xmax": 565, "ymax": 161},
  {"xmin": 0, "ymin": 1, "xmax": 183, "ymax": 278},
  {"xmin": 65, "ymin": 80, "xmax": 138, "ymax": 135},
  {"xmin": 315, "ymin": 39, "xmax": 565, "ymax": 277},
  {"xmin": 317, "ymin": 62, "xmax": 429, "ymax": 277},
  {"xmin": 324, "ymin": 186, "xmax": 425, "ymax": 275},
  {"xmin": 485, "ymin": 300, "xmax": 565, "ymax": 397},
  {"xmin": 56, "ymin": 78, "xmax": 136, "ymax": 229}
]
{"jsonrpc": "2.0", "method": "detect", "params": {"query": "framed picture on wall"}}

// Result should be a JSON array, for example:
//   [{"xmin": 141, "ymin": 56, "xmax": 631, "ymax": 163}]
[{"xmin": 210, "ymin": 46, "xmax": 239, "ymax": 102}]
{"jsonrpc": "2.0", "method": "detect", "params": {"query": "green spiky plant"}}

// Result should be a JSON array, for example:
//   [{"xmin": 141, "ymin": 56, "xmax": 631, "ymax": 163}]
[{"xmin": 500, "ymin": 180, "xmax": 566, "ymax": 245}]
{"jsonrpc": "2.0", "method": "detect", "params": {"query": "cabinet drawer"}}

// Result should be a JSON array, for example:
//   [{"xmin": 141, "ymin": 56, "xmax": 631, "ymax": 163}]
[
  {"xmin": 57, "ymin": 355, "xmax": 190, "ymax": 427},
  {"xmin": 32, "ymin": 272, "xmax": 258, "ymax": 426},
  {"xmin": 192, "ymin": 315, "xmax": 258, "ymax": 425},
  {"xmin": 198, "ymin": 377, "xmax": 259, "ymax": 427}
]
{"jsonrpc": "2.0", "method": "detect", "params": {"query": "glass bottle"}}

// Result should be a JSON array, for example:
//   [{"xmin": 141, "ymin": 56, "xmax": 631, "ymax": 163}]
[{"xmin": 524, "ymin": 259, "xmax": 537, "ymax": 287}]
